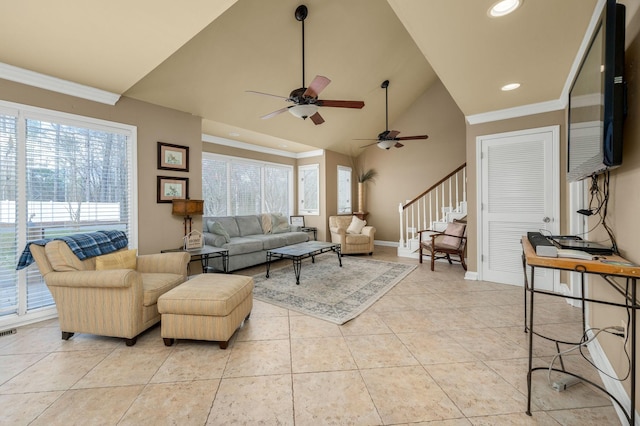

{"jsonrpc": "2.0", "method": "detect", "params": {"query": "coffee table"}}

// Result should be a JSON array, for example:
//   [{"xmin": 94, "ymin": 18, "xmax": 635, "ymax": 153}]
[{"xmin": 266, "ymin": 241, "xmax": 341, "ymax": 285}]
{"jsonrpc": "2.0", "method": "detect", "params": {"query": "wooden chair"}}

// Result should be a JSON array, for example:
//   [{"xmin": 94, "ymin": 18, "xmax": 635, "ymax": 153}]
[{"xmin": 418, "ymin": 220, "xmax": 467, "ymax": 271}]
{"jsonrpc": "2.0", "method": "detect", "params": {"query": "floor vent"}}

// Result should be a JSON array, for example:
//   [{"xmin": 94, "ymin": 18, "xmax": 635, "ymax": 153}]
[{"xmin": 0, "ymin": 328, "xmax": 17, "ymax": 337}]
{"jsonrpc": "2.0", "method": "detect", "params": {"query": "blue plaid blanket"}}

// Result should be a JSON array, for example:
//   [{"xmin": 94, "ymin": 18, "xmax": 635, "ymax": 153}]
[{"xmin": 16, "ymin": 230, "xmax": 128, "ymax": 270}]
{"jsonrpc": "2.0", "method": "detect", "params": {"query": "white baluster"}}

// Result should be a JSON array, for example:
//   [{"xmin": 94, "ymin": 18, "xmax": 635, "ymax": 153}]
[{"xmin": 398, "ymin": 202, "xmax": 404, "ymax": 248}]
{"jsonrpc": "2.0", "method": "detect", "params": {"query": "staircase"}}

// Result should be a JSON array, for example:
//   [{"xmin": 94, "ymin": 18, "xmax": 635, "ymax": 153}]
[{"xmin": 397, "ymin": 163, "xmax": 467, "ymax": 258}]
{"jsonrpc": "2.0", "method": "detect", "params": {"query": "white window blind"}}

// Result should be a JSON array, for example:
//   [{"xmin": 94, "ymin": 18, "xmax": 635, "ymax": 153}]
[
  {"xmin": 202, "ymin": 152, "xmax": 293, "ymax": 217},
  {"xmin": 0, "ymin": 104, "xmax": 136, "ymax": 326},
  {"xmin": 337, "ymin": 165, "xmax": 352, "ymax": 214}
]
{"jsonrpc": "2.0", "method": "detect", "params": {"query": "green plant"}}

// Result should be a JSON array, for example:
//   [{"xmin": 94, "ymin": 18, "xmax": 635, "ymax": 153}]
[{"xmin": 351, "ymin": 155, "xmax": 377, "ymax": 183}]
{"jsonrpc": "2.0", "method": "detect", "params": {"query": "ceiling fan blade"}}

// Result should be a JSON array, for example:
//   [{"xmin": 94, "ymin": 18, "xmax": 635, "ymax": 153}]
[
  {"xmin": 394, "ymin": 142, "xmax": 404, "ymax": 148},
  {"xmin": 387, "ymin": 130, "xmax": 401, "ymax": 139},
  {"xmin": 394, "ymin": 134, "xmax": 429, "ymax": 141},
  {"xmin": 359, "ymin": 141, "xmax": 380, "ymax": 148},
  {"xmin": 246, "ymin": 90, "xmax": 288, "ymax": 100},
  {"xmin": 317, "ymin": 100, "xmax": 365, "ymax": 109},
  {"xmin": 303, "ymin": 75, "xmax": 331, "ymax": 98},
  {"xmin": 309, "ymin": 112, "xmax": 325, "ymax": 125},
  {"xmin": 260, "ymin": 107, "xmax": 290, "ymax": 120}
]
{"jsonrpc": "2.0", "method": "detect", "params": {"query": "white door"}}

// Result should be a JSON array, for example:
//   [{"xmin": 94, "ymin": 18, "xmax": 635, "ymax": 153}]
[{"xmin": 478, "ymin": 126, "xmax": 560, "ymax": 290}]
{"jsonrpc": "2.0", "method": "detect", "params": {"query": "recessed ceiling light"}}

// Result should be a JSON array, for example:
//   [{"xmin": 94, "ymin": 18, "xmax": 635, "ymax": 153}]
[
  {"xmin": 501, "ymin": 83, "xmax": 521, "ymax": 91},
  {"xmin": 229, "ymin": 132, "xmax": 240, "ymax": 137},
  {"xmin": 488, "ymin": 0, "xmax": 522, "ymax": 17}
]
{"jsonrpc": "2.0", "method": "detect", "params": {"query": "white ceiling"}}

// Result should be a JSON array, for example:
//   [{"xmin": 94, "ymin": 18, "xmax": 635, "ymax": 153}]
[{"xmin": 3, "ymin": 0, "xmax": 634, "ymax": 155}]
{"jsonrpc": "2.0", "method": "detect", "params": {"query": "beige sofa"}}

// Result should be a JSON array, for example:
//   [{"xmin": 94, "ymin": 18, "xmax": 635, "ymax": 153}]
[
  {"xmin": 29, "ymin": 242, "xmax": 190, "ymax": 346},
  {"xmin": 329, "ymin": 215, "xmax": 376, "ymax": 255}
]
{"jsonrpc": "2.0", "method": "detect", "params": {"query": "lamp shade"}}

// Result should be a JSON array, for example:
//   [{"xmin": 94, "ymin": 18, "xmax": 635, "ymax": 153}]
[
  {"xmin": 172, "ymin": 199, "xmax": 204, "ymax": 216},
  {"xmin": 288, "ymin": 104, "xmax": 318, "ymax": 119}
]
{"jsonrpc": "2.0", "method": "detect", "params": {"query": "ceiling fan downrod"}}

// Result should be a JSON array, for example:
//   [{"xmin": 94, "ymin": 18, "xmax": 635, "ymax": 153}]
[{"xmin": 295, "ymin": 5, "xmax": 308, "ymax": 90}]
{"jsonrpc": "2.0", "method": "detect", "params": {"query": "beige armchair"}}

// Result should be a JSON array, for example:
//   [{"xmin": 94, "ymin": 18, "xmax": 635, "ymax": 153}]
[
  {"xmin": 29, "ymin": 241, "xmax": 190, "ymax": 346},
  {"xmin": 329, "ymin": 215, "xmax": 375, "ymax": 255}
]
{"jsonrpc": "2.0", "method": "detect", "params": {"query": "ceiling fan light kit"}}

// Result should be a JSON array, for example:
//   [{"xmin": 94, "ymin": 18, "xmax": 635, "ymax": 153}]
[
  {"xmin": 247, "ymin": 4, "xmax": 364, "ymax": 125},
  {"xmin": 377, "ymin": 140, "xmax": 395, "ymax": 150}
]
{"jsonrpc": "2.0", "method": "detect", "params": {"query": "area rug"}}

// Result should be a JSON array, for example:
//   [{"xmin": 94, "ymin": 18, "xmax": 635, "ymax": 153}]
[{"xmin": 251, "ymin": 255, "xmax": 416, "ymax": 324}]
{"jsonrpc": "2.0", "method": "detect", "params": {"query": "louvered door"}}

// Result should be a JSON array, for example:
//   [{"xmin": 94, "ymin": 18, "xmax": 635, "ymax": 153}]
[{"xmin": 479, "ymin": 126, "xmax": 559, "ymax": 290}]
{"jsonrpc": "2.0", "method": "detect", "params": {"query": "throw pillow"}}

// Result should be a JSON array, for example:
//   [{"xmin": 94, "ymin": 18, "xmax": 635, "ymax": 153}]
[
  {"xmin": 260, "ymin": 213, "xmax": 273, "ymax": 234},
  {"xmin": 441, "ymin": 221, "xmax": 466, "ymax": 247},
  {"xmin": 346, "ymin": 216, "xmax": 367, "ymax": 234},
  {"xmin": 271, "ymin": 213, "xmax": 290, "ymax": 234},
  {"xmin": 207, "ymin": 220, "xmax": 231, "ymax": 243},
  {"xmin": 95, "ymin": 249, "xmax": 137, "ymax": 270}
]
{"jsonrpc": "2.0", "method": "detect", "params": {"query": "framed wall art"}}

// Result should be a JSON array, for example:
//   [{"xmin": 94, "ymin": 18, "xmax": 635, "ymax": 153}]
[
  {"xmin": 157, "ymin": 176, "xmax": 189, "ymax": 203},
  {"xmin": 290, "ymin": 215, "xmax": 305, "ymax": 227},
  {"xmin": 158, "ymin": 142, "xmax": 189, "ymax": 172}
]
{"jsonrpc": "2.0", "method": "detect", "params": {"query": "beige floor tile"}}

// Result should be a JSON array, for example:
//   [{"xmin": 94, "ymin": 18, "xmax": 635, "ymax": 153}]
[
  {"xmin": 293, "ymin": 370, "xmax": 382, "ymax": 425},
  {"xmin": 0, "ymin": 326, "xmax": 67, "ymax": 355},
  {"xmin": 377, "ymin": 309, "xmax": 433, "ymax": 333},
  {"xmin": 236, "ymin": 314, "xmax": 290, "ymax": 341},
  {"xmin": 0, "ymin": 391, "xmax": 64, "ymax": 425},
  {"xmin": 223, "ymin": 339, "xmax": 291, "ymax": 378},
  {"xmin": 150, "ymin": 342, "xmax": 230, "ymax": 383},
  {"xmin": 461, "ymin": 304, "xmax": 523, "ymax": 328},
  {"xmin": 339, "ymin": 310, "xmax": 392, "ymax": 336},
  {"xmin": 422, "ymin": 307, "xmax": 488, "ymax": 331},
  {"xmin": 0, "ymin": 353, "xmax": 48, "ymax": 385},
  {"xmin": 397, "ymin": 330, "xmax": 478, "ymax": 365},
  {"xmin": 345, "ymin": 333, "xmax": 419, "ymax": 369},
  {"xmin": 468, "ymin": 411, "xmax": 560, "ymax": 425},
  {"xmin": 208, "ymin": 374, "xmax": 293, "ymax": 425},
  {"xmin": 291, "ymin": 336, "xmax": 357, "ymax": 373},
  {"xmin": 30, "ymin": 386, "xmax": 142, "ymax": 425},
  {"xmin": 72, "ymin": 346, "xmax": 171, "ymax": 388},
  {"xmin": 449, "ymin": 327, "xmax": 530, "ymax": 360},
  {"xmin": 289, "ymin": 314, "xmax": 342, "ymax": 338},
  {"xmin": 426, "ymin": 362, "xmax": 528, "ymax": 417},
  {"xmin": 395, "ymin": 291, "xmax": 451, "ymax": 310},
  {"xmin": 120, "ymin": 380, "xmax": 218, "ymax": 425},
  {"xmin": 361, "ymin": 365, "xmax": 464, "ymax": 423},
  {"xmin": 369, "ymin": 293, "xmax": 414, "ymax": 313},
  {"xmin": 387, "ymin": 277, "xmax": 436, "ymax": 294},
  {"xmin": 0, "ymin": 350, "xmax": 110, "ymax": 393},
  {"xmin": 250, "ymin": 299, "xmax": 289, "ymax": 317},
  {"xmin": 545, "ymin": 406, "xmax": 622, "ymax": 425}
]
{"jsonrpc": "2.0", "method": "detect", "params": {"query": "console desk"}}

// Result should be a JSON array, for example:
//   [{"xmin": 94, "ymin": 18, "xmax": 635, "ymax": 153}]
[{"xmin": 521, "ymin": 237, "xmax": 640, "ymax": 424}]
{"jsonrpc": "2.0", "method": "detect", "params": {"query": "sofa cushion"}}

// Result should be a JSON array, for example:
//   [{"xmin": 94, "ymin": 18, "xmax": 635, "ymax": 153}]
[
  {"xmin": 236, "ymin": 215, "xmax": 263, "ymax": 237},
  {"xmin": 204, "ymin": 232, "xmax": 227, "ymax": 248},
  {"xmin": 207, "ymin": 220, "xmax": 231, "ymax": 243},
  {"xmin": 244, "ymin": 234, "xmax": 288, "ymax": 250},
  {"xmin": 271, "ymin": 214, "xmax": 290, "ymax": 234},
  {"xmin": 141, "ymin": 273, "xmax": 185, "ymax": 307},
  {"xmin": 223, "ymin": 237, "xmax": 265, "ymax": 255},
  {"xmin": 260, "ymin": 213, "xmax": 273, "ymax": 234},
  {"xmin": 282, "ymin": 231, "xmax": 310, "ymax": 245},
  {"xmin": 45, "ymin": 241, "xmax": 89, "ymax": 272},
  {"xmin": 441, "ymin": 221, "xmax": 466, "ymax": 247},
  {"xmin": 95, "ymin": 249, "xmax": 137, "ymax": 270}
]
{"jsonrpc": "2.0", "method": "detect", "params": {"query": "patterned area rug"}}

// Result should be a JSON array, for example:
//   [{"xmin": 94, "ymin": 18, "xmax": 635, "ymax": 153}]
[{"xmin": 252, "ymin": 254, "xmax": 416, "ymax": 324}]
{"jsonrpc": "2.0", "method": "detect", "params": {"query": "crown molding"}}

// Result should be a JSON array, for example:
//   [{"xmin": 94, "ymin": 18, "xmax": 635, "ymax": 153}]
[
  {"xmin": 202, "ymin": 134, "xmax": 324, "ymax": 158},
  {"xmin": 0, "ymin": 62, "xmax": 120, "ymax": 105},
  {"xmin": 465, "ymin": 99, "xmax": 565, "ymax": 125}
]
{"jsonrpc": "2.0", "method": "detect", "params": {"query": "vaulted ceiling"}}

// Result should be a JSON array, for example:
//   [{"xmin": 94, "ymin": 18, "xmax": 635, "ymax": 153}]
[{"xmin": 3, "ymin": 0, "xmax": 629, "ymax": 155}]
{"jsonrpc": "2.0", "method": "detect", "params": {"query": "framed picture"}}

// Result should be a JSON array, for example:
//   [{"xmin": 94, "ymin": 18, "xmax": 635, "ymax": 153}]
[
  {"xmin": 157, "ymin": 176, "xmax": 189, "ymax": 203},
  {"xmin": 290, "ymin": 215, "xmax": 305, "ymax": 227},
  {"xmin": 158, "ymin": 142, "xmax": 189, "ymax": 172},
  {"xmin": 184, "ymin": 230, "xmax": 204, "ymax": 251}
]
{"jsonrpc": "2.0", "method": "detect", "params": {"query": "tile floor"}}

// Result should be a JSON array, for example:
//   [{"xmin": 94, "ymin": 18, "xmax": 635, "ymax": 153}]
[{"xmin": 0, "ymin": 246, "xmax": 622, "ymax": 425}]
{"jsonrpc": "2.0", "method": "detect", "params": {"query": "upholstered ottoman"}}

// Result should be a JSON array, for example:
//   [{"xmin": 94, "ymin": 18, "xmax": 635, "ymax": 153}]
[{"xmin": 157, "ymin": 274, "xmax": 253, "ymax": 349}]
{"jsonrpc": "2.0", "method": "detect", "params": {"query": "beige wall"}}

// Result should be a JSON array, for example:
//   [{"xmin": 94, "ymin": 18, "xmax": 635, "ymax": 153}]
[
  {"xmin": 587, "ymin": 8, "xmax": 640, "ymax": 408},
  {"xmin": 0, "ymin": 79, "xmax": 202, "ymax": 255},
  {"xmin": 360, "ymin": 79, "xmax": 466, "ymax": 241}
]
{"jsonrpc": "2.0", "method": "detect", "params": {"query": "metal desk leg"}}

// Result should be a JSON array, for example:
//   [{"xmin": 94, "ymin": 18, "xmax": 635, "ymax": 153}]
[
  {"xmin": 526, "ymin": 266, "xmax": 535, "ymax": 417},
  {"xmin": 266, "ymin": 252, "xmax": 272, "ymax": 278},
  {"xmin": 222, "ymin": 253, "xmax": 229, "ymax": 273},
  {"xmin": 336, "ymin": 246, "xmax": 342, "ymax": 267}
]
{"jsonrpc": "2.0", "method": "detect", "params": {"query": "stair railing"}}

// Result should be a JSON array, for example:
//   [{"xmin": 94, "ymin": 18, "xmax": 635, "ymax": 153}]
[{"xmin": 398, "ymin": 163, "xmax": 466, "ymax": 249}]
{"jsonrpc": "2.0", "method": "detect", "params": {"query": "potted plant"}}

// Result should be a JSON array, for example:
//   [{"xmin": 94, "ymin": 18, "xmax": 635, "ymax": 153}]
[{"xmin": 351, "ymin": 157, "xmax": 377, "ymax": 213}]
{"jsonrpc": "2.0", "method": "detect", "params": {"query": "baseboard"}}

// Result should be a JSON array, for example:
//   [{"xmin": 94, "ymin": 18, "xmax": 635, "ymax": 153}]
[
  {"xmin": 585, "ymin": 327, "xmax": 637, "ymax": 425},
  {"xmin": 374, "ymin": 240, "xmax": 398, "ymax": 247},
  {"xmin": 464, "ymin": 271, "xmax": 478, "ymax": 280}
]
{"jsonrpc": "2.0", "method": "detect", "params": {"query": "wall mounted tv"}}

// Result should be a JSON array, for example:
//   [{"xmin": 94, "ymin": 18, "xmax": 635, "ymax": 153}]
[{"xmin": 567, "ymin": 0, "xmax": 626, "ymax": 182}]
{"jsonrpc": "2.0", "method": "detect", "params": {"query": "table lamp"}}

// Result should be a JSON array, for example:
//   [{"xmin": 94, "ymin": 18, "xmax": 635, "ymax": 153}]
[{"xmin": 172, "ymin": 199, "xmax": 204, "ymax": 236}]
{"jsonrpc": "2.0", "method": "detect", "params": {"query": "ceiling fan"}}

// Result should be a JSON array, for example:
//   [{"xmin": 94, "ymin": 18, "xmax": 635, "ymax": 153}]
[
  {"xmin": 358, "ymin": 80, "xmax": 429, "ymax": 149},
  {"xmin": 247, "ymin": 5, "xmax": 364, "ymax": 125}
]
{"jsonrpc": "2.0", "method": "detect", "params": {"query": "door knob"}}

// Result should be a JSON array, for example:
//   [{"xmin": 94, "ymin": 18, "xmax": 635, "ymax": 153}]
[{"xmin": 542, "ymin": 217, "xmax": 551, "ymax": 223}]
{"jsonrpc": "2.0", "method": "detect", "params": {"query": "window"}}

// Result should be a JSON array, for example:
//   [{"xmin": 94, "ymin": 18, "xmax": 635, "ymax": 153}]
[
  {"xmin": 298, "ymin": 164, "xmax": 319, "ymax": 215},
  {"xmin": 0, "ymin": 102, "xmax": 136, "ymax": 327},
  {"xmin": 337, "ymin": 165, "xmax": 352, "ymax": 214},
  {"xmin": 202, "ymin": 153, "xmax": 293, "ymax": 216}
]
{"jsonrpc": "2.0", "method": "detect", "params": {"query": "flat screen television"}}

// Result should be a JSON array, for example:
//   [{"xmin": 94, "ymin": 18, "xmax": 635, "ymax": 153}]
[{"xmin": 567, "ymin": 0, "xmax": 626, "ymax": 182}]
